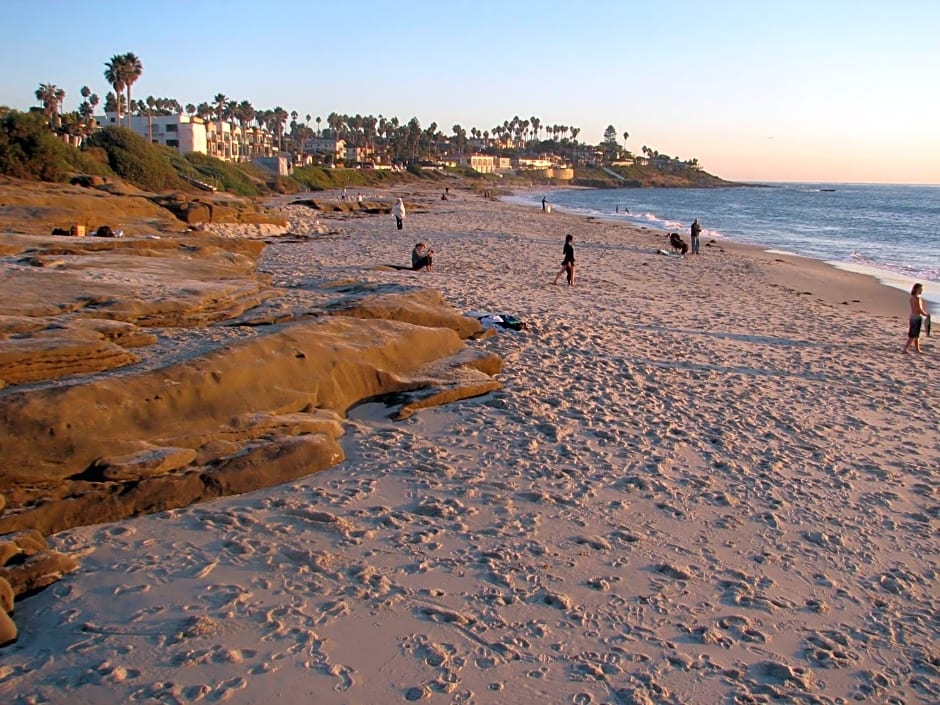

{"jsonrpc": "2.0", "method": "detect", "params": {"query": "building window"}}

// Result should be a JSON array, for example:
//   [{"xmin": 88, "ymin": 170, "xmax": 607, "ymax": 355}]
[
  {"xmin": 166, "ymin": 124, "xmax": 178, "ymax": 132},
  {"xmin": 166, "ymin": 139, "xmax": 179, "ymax": 148}
]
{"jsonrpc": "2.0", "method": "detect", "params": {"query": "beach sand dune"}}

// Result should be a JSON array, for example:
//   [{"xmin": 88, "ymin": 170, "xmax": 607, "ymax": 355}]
[{"xmin": 2, "ymin": 189, "xmax": 937, "ymax": 704}]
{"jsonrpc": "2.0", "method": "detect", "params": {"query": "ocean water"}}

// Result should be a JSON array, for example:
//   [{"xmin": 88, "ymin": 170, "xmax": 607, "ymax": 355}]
[{"xmin": 508, "ymin": 183, "xmax": 940, "ymax": 305}]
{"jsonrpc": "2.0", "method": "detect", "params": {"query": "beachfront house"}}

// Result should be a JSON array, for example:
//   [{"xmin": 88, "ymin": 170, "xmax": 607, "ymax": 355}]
[
  {"xmin": 304, "ymin": 137, "xmax": 346, "ymax": 161},
  {"xmin": 345, "ymin": 144, "xmax": 374, "ymax": 165},
  {"xmin": 514, "ymin": 155, "xmax": 555, "ymax": 171},
  {"xmin": 202, "ymin": 119, "xmax": 275, "ymax": 161},
  {"xmin": 467, "ymin": 135, "xmax": 513, "ymax": 152},
  {"xmin": 96, "ymin": 112, "xmax": 208, "ymax": 155},
  {"xmin": 455, "ymin": 154, "xmax": 497, "ymax": 174},
  {"xmin": 94, "ymin": 112, "xmax": 276, "ymax": 162}
]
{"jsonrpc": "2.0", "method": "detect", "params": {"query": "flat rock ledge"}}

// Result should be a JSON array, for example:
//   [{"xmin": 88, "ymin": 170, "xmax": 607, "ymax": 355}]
[
  {"xmin": 0, "ymin": 312, "xmax": 500, "ymax": 537},
  {"xmin": 0, "ymin": 227, "xmax": 504, "ymax": 646}
]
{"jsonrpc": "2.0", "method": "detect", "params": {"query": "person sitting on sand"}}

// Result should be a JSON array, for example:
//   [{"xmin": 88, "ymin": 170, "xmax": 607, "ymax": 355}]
[
  {"xmin": 902, "ymin": 282, "xmax": 929, "ymax": 353},
  {"xmin": 552, "ymin": 234, "xmax": 575, "ymax": 286},
  {"xmin": 412, "ymin": 242, "xmax": 433, "ymax": 271}
]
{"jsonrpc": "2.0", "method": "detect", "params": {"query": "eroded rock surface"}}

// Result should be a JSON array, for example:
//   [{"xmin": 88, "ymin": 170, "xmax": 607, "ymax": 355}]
[
  {"xmin": 0, "ymin": 183, "xmax": 504, "ymax": 646},
  {"xmin": 0, "ymin": 204, "xmax": 500, "ymax": 537}
]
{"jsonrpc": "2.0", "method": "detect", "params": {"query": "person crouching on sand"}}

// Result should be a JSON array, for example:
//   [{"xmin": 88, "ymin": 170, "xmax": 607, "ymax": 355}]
[
  {"xmin": 902, "ymin": 282, "xmax": 929, "ymax": 353},
  {"xmin": 412, "ymin": 242, "xmax": 433, "ymax": 271},
  {"xmin": 393, "ymin": 197, "xmax": 406, "ymax": 230},
  {"xmin": 552, "ymin": 234, "xmax": 575, "ymax": 286}
]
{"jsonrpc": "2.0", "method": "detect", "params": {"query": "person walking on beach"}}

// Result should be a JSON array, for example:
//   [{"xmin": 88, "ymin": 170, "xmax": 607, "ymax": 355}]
[
  {"xmin": 541, "ymin": 196, "xmax": 547, "ymax": 212},
  {"xmin": 902, "ymin": 282, "xmax": 930, "ymax": 353},
  {"xmin": 393, "ymin": 197, "xmax": 406, "ymax": 230},
  {"xmin": 412, "ymin": 242, "xmax": 433, "ymax": 271},
  {"xmin": 552, "ymin": 234, "xmax": 576, "ymax": 286},
  {"xmin": 690, "ymin": 218, "xmax": 702, "ymax": 254}
]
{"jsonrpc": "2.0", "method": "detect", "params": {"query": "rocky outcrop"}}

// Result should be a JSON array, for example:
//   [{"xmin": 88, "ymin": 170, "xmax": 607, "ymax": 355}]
[
  {"xmin": 0, "ymin": 237, "xmax": 500, "ymax": 535},
  {"xmin": 0, "ymin": 178, "xmax": 507, "ymax": 649},
  {"xmin": 0, "ymin": 529, "xmax": 80, "ymax": 646},
  {"xmin": 0, "ymin": 222, "xmax": 500, "ymax": 535},
  {"xmin": 0, "ymin": 234, "xmax": 272, "ymax": 386},
  {"xmin": 149, "ymin": 193, "xmax": 289, "ymax": 226}
]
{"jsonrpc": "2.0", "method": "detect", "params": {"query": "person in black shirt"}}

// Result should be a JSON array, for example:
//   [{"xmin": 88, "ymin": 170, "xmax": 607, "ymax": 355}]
[
  {"xmin": 552, "ymin": 234, "xmax": 575, "ymax": 286},
  {"xmin": 690, "ymin": 218, "xmax": 702, "ymax": 254}
]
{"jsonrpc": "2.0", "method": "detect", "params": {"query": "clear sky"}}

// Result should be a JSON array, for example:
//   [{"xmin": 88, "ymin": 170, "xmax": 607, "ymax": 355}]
[{"xmin": 2, "ymin": 0, "xmax": 937, "ymax": 184}]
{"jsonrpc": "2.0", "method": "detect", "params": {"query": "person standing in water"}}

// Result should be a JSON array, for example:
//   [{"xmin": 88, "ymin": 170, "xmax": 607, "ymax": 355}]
[
  {"xmin": 902, "ymin": 282, "xmax": 929, "ymax": 353},
  {"xmin": 552, "ymin": 234, "xmax": 576, "ymax": 286}
]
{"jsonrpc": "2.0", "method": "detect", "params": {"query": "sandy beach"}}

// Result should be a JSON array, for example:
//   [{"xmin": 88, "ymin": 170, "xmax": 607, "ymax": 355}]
[{"xmin": 3, "ymin": 187, "xmax": 937, "ymax": 704}]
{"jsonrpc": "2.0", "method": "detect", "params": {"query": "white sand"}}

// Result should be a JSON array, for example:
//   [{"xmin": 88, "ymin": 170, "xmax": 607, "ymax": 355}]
[{"xmin": 3, "ymin": 188, "xmax": 937, "ymax": 704}]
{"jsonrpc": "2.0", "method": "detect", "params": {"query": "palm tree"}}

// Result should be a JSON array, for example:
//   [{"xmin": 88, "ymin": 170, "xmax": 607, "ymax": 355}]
[
  {"xmin": 213, "ymin": 93, "xmax": 227, "ymax": 158},
  {"xmin": 35, "ymin": 83, "xmax": 65, "ymax": 123},
  {"xmin": 269, "ymin": 107, "xmax": 287, "ymax": 152},
  {"xmin": 316, "ymin": 115, "xmax": 321, "ymax": 136},
  {"xmin": 122, "ymin": 53, "xmax": 142, "ymax": 129},
  {"xmin": 145, "ymin": 96, "xmax": 156, "ymax": 142},
  {"xmin": 104, "ymin": 53, "xmax": 142, "ymax": 128},
  {"xmin": 104, "ymin": 56, "xmax": 126, "ymax": 124},
  {"xmin": 236, "ymin": 100, "xmax": 255, "ymax": 159}
]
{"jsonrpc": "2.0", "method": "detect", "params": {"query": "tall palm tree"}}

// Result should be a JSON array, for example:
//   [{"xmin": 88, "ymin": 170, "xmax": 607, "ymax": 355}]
[
  {"xmin": 237, "ymin": 100, "xmax": 255, "ymax": 159},
  {"xmin": 121, "ymin": 53, "xmax": 143, "ymax": 129},
  {"xmin": 104, "ymin": 56, "xmax": 126, "ymax": 124},
  {"xmin": 145, "ymin": 96, "xmax": 156, "ymax": 142},
  {"xmin": 213, "ymin": 93, "xmax": 227, "ymax": 158},
  {"xmin": 316, "ymin": 115, "xmax": 321, "ymax": 136},
  {"xmin": 271, "ymin": 106, "xmax": 288, "ymax": 151},
  {"xmin": 104, "ymin": 53, "xmax": 142, "ymax": 128}
]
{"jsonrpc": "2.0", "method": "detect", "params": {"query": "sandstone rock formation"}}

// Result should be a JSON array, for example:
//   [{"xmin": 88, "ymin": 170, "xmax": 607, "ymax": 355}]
[
  {"xmin": 0, "ymin": 182, "xmax": 504, "ymax": 647},
  {"xmin": 0, "ymin": 529, "xmax": 80, "ymax": 646},
  {"xmin": 0, "ymin": 215, "xmax": 501, "ymax": 538}
]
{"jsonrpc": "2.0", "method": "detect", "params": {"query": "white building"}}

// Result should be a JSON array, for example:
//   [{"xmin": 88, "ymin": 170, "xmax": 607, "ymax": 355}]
[
  {"xmin": 96, "ymin": 113, "xmax": 275, "ymax": 161},
  {"xmin": 514, "ymin": 155, "xmax": 554, "ymax": 170},
  {"xmin": 97, "ymin": 113, "xmax": 208, "ymax": 155},
  {"xmin": 456, "ymin": 154, "xmax": 497, "ymax": 174},
  {"xmin": 304, "ymin": 137, "xmax": 346, "ymax": 159}
]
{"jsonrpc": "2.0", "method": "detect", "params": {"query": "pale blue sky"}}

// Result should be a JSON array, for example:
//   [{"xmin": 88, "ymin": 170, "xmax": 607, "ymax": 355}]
[{"xmin": 2, "ymin": 0, "xmax": 937, "ymax": 183}]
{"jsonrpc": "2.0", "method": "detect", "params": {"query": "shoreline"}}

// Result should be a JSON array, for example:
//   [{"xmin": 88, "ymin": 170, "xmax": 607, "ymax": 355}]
[
  {"xmin": 511, "ymin": 186, "xmax": 940, "ymax": 307},
  {"xmin": 3, "ymin": 186, "xmax": 937, "ymax": 704}
]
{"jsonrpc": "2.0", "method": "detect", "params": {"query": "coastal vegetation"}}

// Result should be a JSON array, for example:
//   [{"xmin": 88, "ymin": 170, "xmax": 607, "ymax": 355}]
[
  {"xmin": 0, "ymin": 107, "xmax": 730, "ymax": 196},
  {"xmin": 1, "ymin": 49, "xmax": 736, "ymax": 194}
]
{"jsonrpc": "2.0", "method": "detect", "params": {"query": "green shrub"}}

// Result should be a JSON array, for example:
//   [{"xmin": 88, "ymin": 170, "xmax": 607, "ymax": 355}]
[
  {"xmin": 0, "ymin": 111, "xmax": 71, "ymax": 181},
  {"xmin": 85, "ymin": 127, "xmax": 186, "ymax": 191},
  {"xmin": 183, "ymin": 152, "xmax": 265, "ymax": 196}
]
